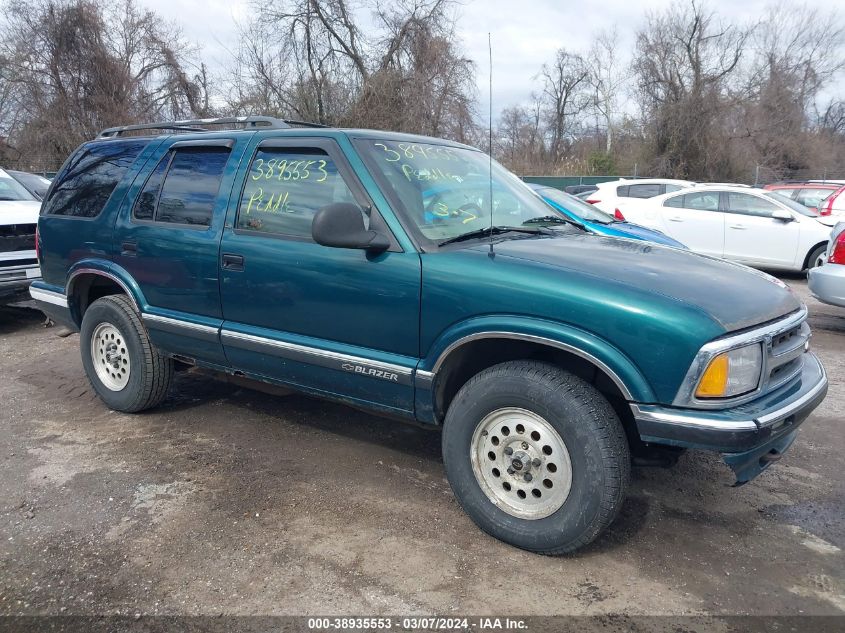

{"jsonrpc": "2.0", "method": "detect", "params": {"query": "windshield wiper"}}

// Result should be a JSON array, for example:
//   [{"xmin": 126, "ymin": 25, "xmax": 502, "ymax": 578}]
[
  {"xmin": 522, "ymin": 215, "xmax": 585, "ymax": 230},
  {"xmin": 437, "ymin": 225, "xmax": 551, "ymax": 247}
]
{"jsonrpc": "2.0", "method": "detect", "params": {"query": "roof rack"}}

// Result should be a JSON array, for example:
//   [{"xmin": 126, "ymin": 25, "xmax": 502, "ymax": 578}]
[{"xmin": 96, "ymin": 115, "xmax": 329, "ymax": 139}]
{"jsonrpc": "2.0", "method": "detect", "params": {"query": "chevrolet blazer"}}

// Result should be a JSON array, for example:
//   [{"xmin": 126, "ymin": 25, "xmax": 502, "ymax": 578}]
[{"xmin": 30, "ymin": 116, "xmax": 828, "ymax": 554}]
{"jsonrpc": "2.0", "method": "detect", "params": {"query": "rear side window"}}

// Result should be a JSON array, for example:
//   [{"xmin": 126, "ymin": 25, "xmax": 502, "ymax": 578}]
[
  {"xmin": 626, "ymin": 183, "xmax": 662, "ymax": 198},
  {"xmin": 236, "ymin": 148, "xmax": 358, "ymax": 238},
  {"xmin": 681, "ymin": 192, "xmax": 720, "ymax": 211},
  {"xmin": 133, "ymin": 147, "xmax": 230, "ymax": 227},
  {"xmin": 44, "ymin": 140, "xmax": 147, "ymax": 217}
]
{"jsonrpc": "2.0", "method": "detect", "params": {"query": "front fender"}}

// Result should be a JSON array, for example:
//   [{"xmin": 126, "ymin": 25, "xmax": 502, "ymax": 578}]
[{"xmin": 419, "ymin": 315, "xmax": 655, "ymax": 403}]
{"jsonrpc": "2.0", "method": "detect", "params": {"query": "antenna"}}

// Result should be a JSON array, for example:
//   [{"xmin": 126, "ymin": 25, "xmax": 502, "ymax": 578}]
[{"xmin": 488, "ymin": 32, "xmax": 494, "ymax": 258}]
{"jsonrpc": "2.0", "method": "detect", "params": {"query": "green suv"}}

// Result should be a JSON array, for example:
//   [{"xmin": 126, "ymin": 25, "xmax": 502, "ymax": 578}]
[{"xmin": 30, "ymin": 116, "xmax": 828, "ymax": 554}]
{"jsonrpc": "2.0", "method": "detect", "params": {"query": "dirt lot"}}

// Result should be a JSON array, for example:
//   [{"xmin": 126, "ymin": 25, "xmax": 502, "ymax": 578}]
[{"xmin": 0, "ymin": 276, "xmax": 843, "ymax": 619}]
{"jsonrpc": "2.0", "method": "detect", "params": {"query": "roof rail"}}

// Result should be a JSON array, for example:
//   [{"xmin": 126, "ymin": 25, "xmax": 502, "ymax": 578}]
[
  {"xmin": 96, "ymin": 115, "xmax": 293, "ymax": 139},
  {"xmin": 283, "ymin": 119, "xmax": 329, "ymax": 128}
]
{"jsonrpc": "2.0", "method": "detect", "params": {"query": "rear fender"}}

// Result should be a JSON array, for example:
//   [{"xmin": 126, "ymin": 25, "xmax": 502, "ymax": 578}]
[{"xmin": 66, "ymin": 259, "xmax": 147, "ymax": 325}]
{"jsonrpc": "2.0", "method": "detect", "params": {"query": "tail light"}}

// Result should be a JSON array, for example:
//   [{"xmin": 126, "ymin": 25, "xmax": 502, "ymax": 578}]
[
  {"xmin": 586, "ymin": 198, "xmax": 600, "ymax": 204},
  {"xmin": 614, "ymin": 208, "xmax": 626, "ymax": 221},
  {"xmin": 821, "ymin": 188, "xmax": 844, "ymax": 216},
  {"xmin": 829, "ymin": 230, "xmax": 845, "ymax": 265}
]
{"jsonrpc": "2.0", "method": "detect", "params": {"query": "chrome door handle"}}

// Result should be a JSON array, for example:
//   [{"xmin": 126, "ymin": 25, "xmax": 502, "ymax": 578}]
[
  {"xmin": 729, "ymin": 224, "xmax": 746, "ymax": 230},
  {"xmin": 668, "ymin": 216, "xmax": 683, "ymax": 222}
]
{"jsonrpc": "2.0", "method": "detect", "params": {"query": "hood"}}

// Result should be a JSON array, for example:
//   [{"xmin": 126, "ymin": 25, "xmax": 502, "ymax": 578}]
[
  {"xmin": 476, "ymin": 233, "xmax": 801, "ymax": 332},
  {"xmin": 0, "ymin": 200, "xmax": 41, "ymax": 224}
]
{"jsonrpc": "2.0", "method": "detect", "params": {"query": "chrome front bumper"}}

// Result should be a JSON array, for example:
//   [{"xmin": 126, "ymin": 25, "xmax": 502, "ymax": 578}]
[{"xmin": 631, "ymin": 352, "xmax": 827, "ymax": 482}]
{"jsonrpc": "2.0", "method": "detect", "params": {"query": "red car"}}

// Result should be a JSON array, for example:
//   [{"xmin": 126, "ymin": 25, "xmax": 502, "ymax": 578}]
[{"xmin": 763, "ymin": 182, "xmax": 845, "ymax": 216}]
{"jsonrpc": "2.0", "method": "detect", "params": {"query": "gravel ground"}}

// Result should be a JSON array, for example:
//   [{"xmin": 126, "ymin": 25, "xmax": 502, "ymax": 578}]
[{"xmin": 0, "ymin": 276, "xmax": 843, "ymax": 620}]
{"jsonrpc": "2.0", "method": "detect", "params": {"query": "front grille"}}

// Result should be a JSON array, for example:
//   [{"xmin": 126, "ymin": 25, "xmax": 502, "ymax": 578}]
[
  {"xmin": 0, "ymin": 224, "xmax": 36, "ymax": 253},
  {"xmin": 764, "ymin": 319, "xmax": 809, "ymax": 392}
]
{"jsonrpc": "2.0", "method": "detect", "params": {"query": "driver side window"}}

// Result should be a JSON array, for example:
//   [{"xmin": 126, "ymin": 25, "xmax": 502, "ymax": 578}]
[
  {"xmin": 726, "ymin": 193, "xmax": 779, "ymax": 217},
  {"xmin": 664, "ymin": 192, "xmax": 720, "ymax": 210},
  {"xmin": 236, "ymin": 148, "xmax": 359, "ymax": 238}
]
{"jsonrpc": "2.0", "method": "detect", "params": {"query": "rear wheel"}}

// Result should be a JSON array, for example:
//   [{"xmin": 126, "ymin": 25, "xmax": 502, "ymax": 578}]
[
  {"xmin": 80, "ymin": 295, "xmax": 173, "ymax": 412},
  {"xmin": 442, "ymin": 360, "xmax": 630, "ymax": 554},
  {"xmin": 807, "ymin": 244, "xmax": 827, "ymax": 270}
]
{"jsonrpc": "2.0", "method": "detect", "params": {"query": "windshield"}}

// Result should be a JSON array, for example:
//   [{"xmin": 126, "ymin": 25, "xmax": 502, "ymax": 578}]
[
  {"xmin": 0, "ymin": 172, "xmax": 37, "ymax": 202},
  {"xmin": 535, "ymin": 187, "xmax": 615, "ymax": 224},
  {"xmin": 764, "ymin": 191, "xmax": 818, "ymax": 217},
  {"xmin": 356, "ymin": 139, "xmax": 571, "ymax": 245},
  {"xmin": 10, "ymin": 171, "xmax": 50, "ymax": 199}
]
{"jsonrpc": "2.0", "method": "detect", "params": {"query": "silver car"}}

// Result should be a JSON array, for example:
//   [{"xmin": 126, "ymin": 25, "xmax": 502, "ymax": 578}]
[{"xmin": 808, "ymin": 222, "xmax": 845, "ymax": 308}]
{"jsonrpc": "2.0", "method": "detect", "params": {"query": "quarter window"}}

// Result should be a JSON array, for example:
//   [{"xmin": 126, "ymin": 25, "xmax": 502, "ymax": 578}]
[
  {"xmin": 132, "ymin": 147, "xmax": 230, "ymax": 226},
  {"xmin": 626, "ymin": 183, "xmax": 662, "ymax": 198},
  {"xmin": 236, "ymin": 148, "xmax": 358, "ymax": 238},
  {"xmin": 726, "ymin": 192, "xmax": 779, "ymax": 217},
  {"xmin": 682, "ymin": 192, "xmax": 721, "ymax": 211},
  {"xmin": 44, "ymin": 140, "xmax": 148, "ymax": 217}
]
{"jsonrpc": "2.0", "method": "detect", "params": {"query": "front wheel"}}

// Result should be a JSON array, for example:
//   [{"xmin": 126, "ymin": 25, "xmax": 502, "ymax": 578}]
[
  {"xmin": 80, "ymin": 295, "xmax": 173, "ymax": 412},
  {"xmin": 442, "ymin": 361, "xmax": 630, "ymax": 554}
]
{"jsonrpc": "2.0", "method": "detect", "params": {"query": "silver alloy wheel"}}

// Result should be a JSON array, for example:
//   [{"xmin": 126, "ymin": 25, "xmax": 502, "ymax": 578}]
[
  {"xmin": 470, "ymin": 407, "xmax": 573, "ymax": 520},
  {"xmin": 91, "ymin": 322, "xmax": 130, "ymax": 391}
]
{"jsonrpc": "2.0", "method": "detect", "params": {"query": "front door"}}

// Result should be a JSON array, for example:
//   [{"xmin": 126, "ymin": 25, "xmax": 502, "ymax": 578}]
[
  {"xmin": 721, "ymin": 192, "xmax": 799, "ymax": 268},
  {"xmin": 218, "ymin": 137, "xmax": 421, "ymax": 415}
]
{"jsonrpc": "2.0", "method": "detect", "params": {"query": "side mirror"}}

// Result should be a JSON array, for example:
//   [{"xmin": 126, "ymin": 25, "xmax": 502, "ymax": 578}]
[
  {"xmin": 771, "ymin": 209, "xmax": 794, "ymax": 222},
  {"xmin": 312, "ymin": 203, "xmax": 390, "ymax": 252}
]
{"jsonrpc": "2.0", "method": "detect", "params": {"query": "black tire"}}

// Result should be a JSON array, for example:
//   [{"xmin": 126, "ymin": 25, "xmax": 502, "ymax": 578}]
[
  {"xmin": 442, "ymin": 360, "xmax": 630, "ymax": 554},
  {"xmin": 806, "ymin": 244, "xmax": 827, "ymax": 270},
  {"xmin": 80, "ymin": 295, "xmax": 173, "ymax": 412}
]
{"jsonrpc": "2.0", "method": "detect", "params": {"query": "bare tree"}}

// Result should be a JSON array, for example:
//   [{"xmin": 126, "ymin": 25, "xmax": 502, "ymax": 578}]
[
  {"xmin": 632, "ymin": 0, "xmax": 750, "ymax": 179},
  {"xmin": 0, "ymin": 0, "xmax": 214, "ymax": 170},
  {"xmin": 586, "ymin": 26, "xmax": 625, "ymax": 155},
  {"xmin": 735, "ymin": 2, "xmax": 845, "ymax": 177},
  {"xmin": 228, "ymin": 0, "xmax": 476, "ymax": 139},
  {"xmin": 540, "ymin": 49, "xmax": 590, "ymax": 161}
]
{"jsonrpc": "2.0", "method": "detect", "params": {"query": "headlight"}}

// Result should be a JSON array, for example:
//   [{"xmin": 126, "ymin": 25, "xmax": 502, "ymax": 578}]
[{"xmin": 695, "ymin": 343, "xmax": 763, "ymax": 399}]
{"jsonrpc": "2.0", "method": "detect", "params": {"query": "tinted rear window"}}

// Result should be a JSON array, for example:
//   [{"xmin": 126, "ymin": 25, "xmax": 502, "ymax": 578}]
[
  {"xmin": 626, "ymin": 183, "xmax": 663, "ymax": 198},
  {"xmin": 43, "ymin": 140, "xmax": 148, "ymax": 217}
]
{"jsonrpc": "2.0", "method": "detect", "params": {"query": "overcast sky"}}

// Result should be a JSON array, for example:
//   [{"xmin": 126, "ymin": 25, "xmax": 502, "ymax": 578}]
[{"xmin": 144, "ymin": 0, "xmax": 842, "ymax": 121}]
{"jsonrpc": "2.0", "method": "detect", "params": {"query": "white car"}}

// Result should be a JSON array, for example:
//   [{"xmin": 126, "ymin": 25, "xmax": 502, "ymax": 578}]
[
  {"xmin": 586, "ymin": 178, "xmax": 695, "ymax": 216},
  {"xmin": 616, "ymin": 185, "xmax": 836, "ymax": 272},
  {"xmin": 0, "ymin": 168, "xmax": 42, "ymax": 304}
]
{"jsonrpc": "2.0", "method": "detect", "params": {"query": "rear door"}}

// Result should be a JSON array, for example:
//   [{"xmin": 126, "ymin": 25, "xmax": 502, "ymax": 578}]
[
  {"xmin": 658, "ymin": 190, "xmax": 725, "ymax": 256},
  {"xmin": 722, "ymin": 192, "xmax": 799, "ymax": 268},
  {"xmin": 113, "ymin": 136, "xmax": 250, "ymax": 365}
]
